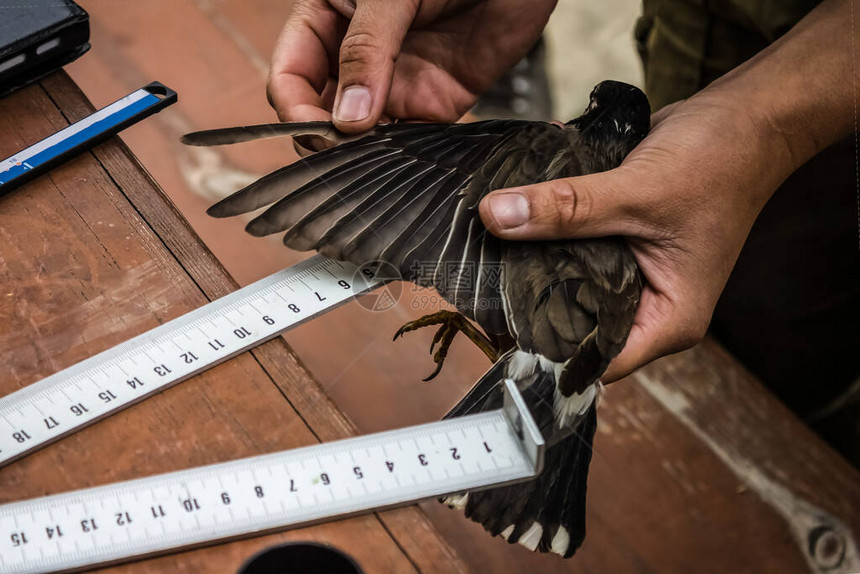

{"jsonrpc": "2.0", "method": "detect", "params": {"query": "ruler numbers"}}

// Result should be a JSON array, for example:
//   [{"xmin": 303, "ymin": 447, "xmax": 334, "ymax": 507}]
[
  {"xmin": 0, "ymin": 412, "xmax": 533, "ymax": 573},
  {"xmin": 0, "ymin": 256, "xmax": 380, "ymax": 467},
  {"xmin": 0, "ymin": 252, "xmax": 545, "ymax": 573}
]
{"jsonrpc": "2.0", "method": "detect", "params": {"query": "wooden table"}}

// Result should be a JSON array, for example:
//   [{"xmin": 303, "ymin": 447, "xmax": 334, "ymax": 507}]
[
  {"xmin": 0, "ymin": 71, "xmax": 467, "ymax": 573},
  {"xmin": 1, "ymin": 71, "xmax": 858, "ymax": 574}
]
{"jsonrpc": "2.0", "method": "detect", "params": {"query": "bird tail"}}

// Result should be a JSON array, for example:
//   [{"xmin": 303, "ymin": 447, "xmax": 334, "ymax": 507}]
[{"xmin": 442, "ymin": 353, "xmax": 598, "ymax": 558}]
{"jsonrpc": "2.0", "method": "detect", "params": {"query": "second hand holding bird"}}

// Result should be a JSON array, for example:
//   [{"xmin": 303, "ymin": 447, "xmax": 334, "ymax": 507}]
[{"xmin": 267, "ymin": 0, "xmax": 854, "ymax": 386}]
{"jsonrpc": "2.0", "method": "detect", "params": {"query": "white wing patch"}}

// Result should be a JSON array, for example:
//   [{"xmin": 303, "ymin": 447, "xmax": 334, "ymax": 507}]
[
  {"xmin": 518, "ymin": 522, "xmax": 544, "ymax": 551},
  {"xmin": 506, "ymin": 351, "xmax": 561, "ymax": 383},
  {"xmin": 442, "ymin": 493, "xmax": 469, "ymax": 509},
  {"xmin": 551, "ymin": 526, "xmax": 571, "ymax": 556},
  {"xmin": 554, "ymin": 383, "xmax": 597, "ymax": 428}
]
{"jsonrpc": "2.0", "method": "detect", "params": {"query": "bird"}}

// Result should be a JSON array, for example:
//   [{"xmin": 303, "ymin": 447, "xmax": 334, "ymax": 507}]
[{"xmin": 182, "ymin": 80, "xmax": 649, "ymax": 558}]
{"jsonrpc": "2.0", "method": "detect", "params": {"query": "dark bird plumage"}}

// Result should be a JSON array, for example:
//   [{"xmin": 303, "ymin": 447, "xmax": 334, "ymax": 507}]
[{"xmin": 182, "ymin": 80, "xmax": 650, "ymax": 558}]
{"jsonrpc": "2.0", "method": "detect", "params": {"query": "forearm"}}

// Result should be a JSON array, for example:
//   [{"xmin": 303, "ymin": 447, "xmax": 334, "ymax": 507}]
[{"xmin": 704, "ymin": 0, "xmax": 854, "ymax": 180}]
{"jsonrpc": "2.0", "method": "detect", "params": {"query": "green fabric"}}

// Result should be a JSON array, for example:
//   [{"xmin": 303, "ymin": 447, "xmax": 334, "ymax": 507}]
[
  {"xmin": 636, "ymin": 0, "xmax": 821, "ymax": 110},
  {"xmin": 635, "ymin": 0, "xmax": 860, "ymax": 466}
]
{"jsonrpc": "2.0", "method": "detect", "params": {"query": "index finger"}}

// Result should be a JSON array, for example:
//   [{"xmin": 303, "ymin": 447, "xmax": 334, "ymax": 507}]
[{"xmin": 267, "ymin": 1, "xmax": 343, "ymax": 122}]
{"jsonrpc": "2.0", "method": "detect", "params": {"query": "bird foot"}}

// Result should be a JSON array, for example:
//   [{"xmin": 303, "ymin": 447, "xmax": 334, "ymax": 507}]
[{"xmin": 394, "ymin": 310, "xmax": 500, "ymax": 381}]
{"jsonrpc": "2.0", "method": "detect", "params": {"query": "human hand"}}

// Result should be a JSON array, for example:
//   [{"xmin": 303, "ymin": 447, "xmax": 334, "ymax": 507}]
[
  {"xmin": 267, "ymin": 0, "xmax": 556, "ymax": 140},
  {"xmin": 478, "ymin": 0, "xmax": 852, "ymax": 383},
  {"xmin": 478, "ymin": 90, "xmax": 798, "ymax": 382}
]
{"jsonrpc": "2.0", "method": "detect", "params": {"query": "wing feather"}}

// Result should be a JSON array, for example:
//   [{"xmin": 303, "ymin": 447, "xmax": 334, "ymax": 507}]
[
  {"xmin": 245, "ymin": 149, "xmax": 404, "ymax": 236},
  {"xmin": 282, "ymin": 158, "xmax": 419, "ymax": 251},
  {"xmin": 319, "ymin": 168, "xmax": 446, "ymax": 260},
  {"xmin": 186, "ymin": 118, "xmax": 639, "ymax": 369},
  {"xmin": 205, "ymin": 124, "xmax": 448, "ymax": 218}
]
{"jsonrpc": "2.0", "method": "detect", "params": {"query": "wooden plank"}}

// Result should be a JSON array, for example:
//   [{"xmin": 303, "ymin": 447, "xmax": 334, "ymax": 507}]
[
  {"xmin": 68, "ymin": 0, "xmax": 302, "ymax": 288},
  {"xmin": 0, "ymin": 73, "xmax": 467, "ymax": 573},
  {"xmin": 629, "ymin": 340, "xmax": 860, "ymax": 571}
]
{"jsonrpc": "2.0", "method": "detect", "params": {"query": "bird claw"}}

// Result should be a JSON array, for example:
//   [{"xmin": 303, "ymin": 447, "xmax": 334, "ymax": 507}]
[
  {"xmin": 393, "ymin": 310, "xmax": 499, "ymax": 381},
  {"xmin": 422, "ymin": 359, "xmax": 444, "ymax": 382},
  {"xmin": 429, "ymin": 324, "xmax": 448, "ymax": 355}
]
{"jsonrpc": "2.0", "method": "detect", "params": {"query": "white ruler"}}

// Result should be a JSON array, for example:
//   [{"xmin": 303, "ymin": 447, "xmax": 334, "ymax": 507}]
[
  {"xmin": 0, "ymin": 255, "xmax": 383, "ymax": 467},
  {"xmin": 0, "ymin": 380, "xmax": 544, "ymax": 574}
]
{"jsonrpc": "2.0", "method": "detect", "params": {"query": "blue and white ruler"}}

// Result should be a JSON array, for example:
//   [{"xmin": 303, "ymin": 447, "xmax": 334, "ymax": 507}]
[{"xmin": 0, "ymin": 82, "xmax": 176, "ymax": 193}]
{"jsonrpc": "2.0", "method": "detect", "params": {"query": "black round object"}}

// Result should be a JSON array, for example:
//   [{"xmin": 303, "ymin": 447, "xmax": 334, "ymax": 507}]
[{"xmin": 237, "ymin": 542, "xmax": 363, "ymax": 574}]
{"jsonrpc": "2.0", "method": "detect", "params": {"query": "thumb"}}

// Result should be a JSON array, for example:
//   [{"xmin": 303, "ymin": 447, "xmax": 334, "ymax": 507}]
[
  {"xmin": 478, "ymin": 168, "xmax": 640, "ymax": 240},
  {"xmin": 332, "ymin": 0, "xmax": 419, "ymax": 132}
]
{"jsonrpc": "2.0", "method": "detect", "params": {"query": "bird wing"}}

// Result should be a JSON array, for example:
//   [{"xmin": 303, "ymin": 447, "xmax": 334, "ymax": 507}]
[{"xmin": 184, "ymin": 120, "xmax": 570, "ymax": 337}]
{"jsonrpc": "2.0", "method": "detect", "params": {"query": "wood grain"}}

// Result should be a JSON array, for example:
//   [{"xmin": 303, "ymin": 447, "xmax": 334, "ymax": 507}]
[{"xmin": 0, "ymin": 72, "xmax": 466, "ymax": 574}]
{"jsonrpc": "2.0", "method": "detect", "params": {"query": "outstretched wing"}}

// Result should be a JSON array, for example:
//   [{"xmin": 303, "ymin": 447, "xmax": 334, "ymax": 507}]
[{"xmin": 184, "ymin": 120, "xmax": 570, "ymax": 336}]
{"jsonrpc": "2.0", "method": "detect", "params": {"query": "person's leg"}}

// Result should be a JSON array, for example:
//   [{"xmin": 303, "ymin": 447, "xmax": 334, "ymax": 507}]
[{"xmin": 710, "ymin": 137, "xmax": 860, "ymax": 463}]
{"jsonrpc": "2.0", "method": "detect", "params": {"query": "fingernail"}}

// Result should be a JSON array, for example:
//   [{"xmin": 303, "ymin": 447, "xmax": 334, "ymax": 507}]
[
  {"xmin": 487, "ymin": 193, "xmax": 530, "ymax": 229},
  {"xmin": 335, "ymin": 86, "xmax": 371, "ymax": 122}
]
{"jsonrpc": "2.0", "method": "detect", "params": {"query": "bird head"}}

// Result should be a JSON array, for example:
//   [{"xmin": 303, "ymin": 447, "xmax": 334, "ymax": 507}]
[{"xmin": 567, "ymin": 80, "xmax": 650, "ymax": 150}]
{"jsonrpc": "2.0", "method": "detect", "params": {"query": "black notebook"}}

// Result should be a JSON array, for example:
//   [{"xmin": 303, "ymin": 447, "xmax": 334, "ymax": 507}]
[{"xmin": 0, "ymin": 0, "xmax": 90, "ymax": 98}]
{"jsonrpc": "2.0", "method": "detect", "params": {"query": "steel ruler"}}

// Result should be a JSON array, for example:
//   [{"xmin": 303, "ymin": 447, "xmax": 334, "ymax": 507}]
[
  {"xmin": 0, "ymin": 255, "xmax": 383, "ymax": 467},
  {"xmin": 0, "ymin": 380, "xmax": 543, "ymax": 573}
]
